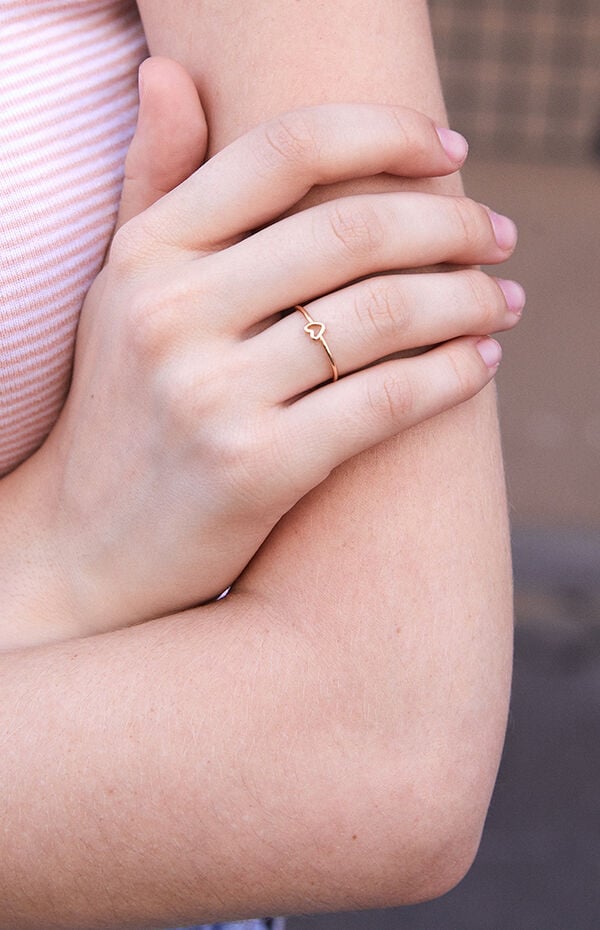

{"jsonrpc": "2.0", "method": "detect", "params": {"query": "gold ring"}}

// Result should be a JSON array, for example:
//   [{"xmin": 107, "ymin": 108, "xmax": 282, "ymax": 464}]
[{"xmin": 294, "ymin": 305, "xmax": 339, "ymax": 383}]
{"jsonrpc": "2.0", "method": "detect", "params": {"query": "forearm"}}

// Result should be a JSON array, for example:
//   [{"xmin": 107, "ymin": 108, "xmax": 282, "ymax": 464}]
[
  {"xmin": 0, "ymin": 589, "xmax": 460, "ymax": 928},
  {"xmin": 139, "ymin": 0, "xmax": 459, "ymax": 192},
  {"xmin": 0, "ymin": 454, "xmax": 82, "ymax": 651}
]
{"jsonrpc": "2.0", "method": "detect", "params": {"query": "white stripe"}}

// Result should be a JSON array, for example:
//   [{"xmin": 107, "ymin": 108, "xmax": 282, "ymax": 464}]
[{"xmin": 0, "ymin": 0, "xmax": 147, "ymax": 473}]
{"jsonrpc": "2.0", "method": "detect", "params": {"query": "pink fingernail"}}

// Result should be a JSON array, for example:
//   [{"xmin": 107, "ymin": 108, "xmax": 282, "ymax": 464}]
[
  {"xmin": 487, "ymin": 210, "xmax": 518, "ymax": 251},
  {"xmin": 476, "ymin": 337, "xmax": 503, "ymax": 369},
  {"xmin": 435, "ymin": 127, "xmax": 469, "ymax": 164},
  {"xmin": 496, "ymin": 278, "xmax": 526, "ymax": 316}
]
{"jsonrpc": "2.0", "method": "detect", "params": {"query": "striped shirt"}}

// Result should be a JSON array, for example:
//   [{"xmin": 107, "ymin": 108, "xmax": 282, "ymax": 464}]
[
  {"xmin": 0, "ymin": 0, "xmax": 147, "ymax": 475},
  {"xmin": 1, "ymin": 9, "xmax": 285, "ymax": 929}
]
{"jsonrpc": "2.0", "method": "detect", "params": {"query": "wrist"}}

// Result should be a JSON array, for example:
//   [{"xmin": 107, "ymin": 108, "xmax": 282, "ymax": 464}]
[{"xmin": 0, "ymin": 449, "xmax": 83, "ymax": 651}]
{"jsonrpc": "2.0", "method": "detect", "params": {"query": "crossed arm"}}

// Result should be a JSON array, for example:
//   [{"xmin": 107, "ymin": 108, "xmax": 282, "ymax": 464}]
[
  {"xmin": 138, "ymin": 0, "xmax": 514, "ymax": 883},
  {"xmin": 0, "ymin": 2, "xmax": 513, "ymax": 927}
]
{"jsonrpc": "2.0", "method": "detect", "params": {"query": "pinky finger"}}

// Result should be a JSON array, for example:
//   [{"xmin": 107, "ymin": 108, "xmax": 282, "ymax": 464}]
[{"xmin": 284, "ymin": 336, "xmax": 502, "ymax": 482}]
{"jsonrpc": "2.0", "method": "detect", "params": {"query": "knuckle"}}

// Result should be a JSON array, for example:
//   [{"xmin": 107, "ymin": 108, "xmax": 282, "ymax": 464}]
[
  {"xmin": 125, "ymin": 273, "xmax": 222, "ymax": 366},
  {"xmin": 124, "ymin": 285, "xmax": 174, "ymax": 362},
  {"xmin": 461, "ymin": 268, "xmax": 489, "ymax": 307},
  {"xmin": 259, "ymin": 109, "xmax": 319, "ymax": 171},
  {"xmin": 326, "ymin": 199, "xmax": 386, "ymax": 260},
  {"xmin": 165, "ymin": 351, "xmax": 263, "ymax": 467},
  {"xmin": 161, "ymin": 358, "xmax": 225, "ymax": 438},
  {"xmin": 368, "ymin": 367, "xmax": 414, "ymax": 424},
  {"xmin": 213, "ymin": 422, "xmax": 273, "ymax": 508},
  {"xmin": 450, "ymin": 198, "xmax": 484, "ymax": 253},
  {"xmin": 461, "ymin": 269, "xmax": 496, "ymax": 319},
  {"xmin": 389, "ymin": 106, "xmax": 413, "ymax": 150},
  {"xmin": 446, "ymin": 344, "xmax": 476, "ymax": 398},
  {"xmin": 390, "ymin": 106, "xmax": 429, "ymax": 162},
  {"xmin": 462, "ymin": 269, "xmax": 503, "ymax": 330},
  {"xmin": 220, "ymin": 424, "xmax": 266, "ymax": 477},
  {"xmin": 109, "ymin": 215, "xmax": 154, "ymax": 274},
  {"xmin": 359, "ymin": 279, "xmax": 407, "ymax": 341},
  {"xmin": 162, "ymin": 365, "xmax": 202, "ymax": 425},
  {"xmin": 109, "ymin": 222, "xmax": 140, "ymax": 274}
]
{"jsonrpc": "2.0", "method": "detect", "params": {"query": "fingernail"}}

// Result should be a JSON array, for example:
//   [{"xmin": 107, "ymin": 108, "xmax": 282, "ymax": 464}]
[
  {"xmin": 436, "ymin": 127, "xmax": 469, "ymax": 164},
  {"xmin": 486, "ymin": 210, "xmax": 518, "ymax": 251},
  {"xmin": 476, "ymin": 337, "xmax": 503, "ymax": 369},
  {"xmin": 496, "ymin": 278, "xmax": 526, "ymax": 316}
]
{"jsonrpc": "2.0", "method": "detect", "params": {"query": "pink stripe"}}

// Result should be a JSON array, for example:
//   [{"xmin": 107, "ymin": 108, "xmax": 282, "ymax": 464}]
[
  {"xmin": 1, "ymin": 402, "xmax": 65, "ymax": 440},
  {"xmin": 2, "ymin": 92, "xmax": 137, "ymax": 171},
  {"xmin": 0, "ymin": 330, "xmax": 75, "ymax": 372},
  {"xmin": 0, "ymin": 386, "xmax": 68, "ymax": 432},
  {"xmin": 0, "ymin": 1, "xmax": 146, "ymax": 476},
  {"xmin": 2, "ymin": 175, "xmax": 126, "ymax": 246},
  {"xmin": 0, "ymin": 3, "xmax": 139, "ymax": 45}
]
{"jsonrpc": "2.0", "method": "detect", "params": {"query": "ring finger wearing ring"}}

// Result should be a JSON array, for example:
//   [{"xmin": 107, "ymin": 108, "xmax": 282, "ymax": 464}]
[
  {"xmin": 294, "ymin": 304, "xmax": 339, "ymax": 384},
  {"xmin": 248, "ymin": 269, "xmax": 516, "ymax": 403}
]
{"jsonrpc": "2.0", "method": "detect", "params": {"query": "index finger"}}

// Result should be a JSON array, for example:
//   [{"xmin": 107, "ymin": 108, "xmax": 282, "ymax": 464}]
[{"xmin": 137, "ymin": 104, "xmax": 467, "ymax": 253}]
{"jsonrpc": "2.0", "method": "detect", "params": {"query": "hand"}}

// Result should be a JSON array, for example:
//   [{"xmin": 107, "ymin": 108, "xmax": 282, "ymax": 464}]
[
  {"xmin": 0, "ymin": 58, "xmax": 209, "ymax": 651},
  {"xmin": 32, "ymin": 91, "xmax": 523, "ymax": 636}
]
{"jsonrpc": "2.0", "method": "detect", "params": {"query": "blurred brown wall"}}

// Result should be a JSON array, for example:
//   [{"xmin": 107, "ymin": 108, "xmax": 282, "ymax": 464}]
[
  {"xmin": 429, "ymin": 0, "xmax": 600, "ymax": 533},
  {"xmin": 430, "ymin": 0, "xmax": 600, "ymax": 164}
]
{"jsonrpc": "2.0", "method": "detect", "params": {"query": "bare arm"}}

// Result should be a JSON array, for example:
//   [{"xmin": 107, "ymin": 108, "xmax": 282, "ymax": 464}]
[
  {"xmin": 0, "ymin": 4, "xmax": 513, "ymax": 925},
  {"xmin": 138, "ymin": 0, "xmax": 514, "ymax": 873},
  {"xmin": 0, "ymin": 582, "xmax": 497, "ymax": 928}
]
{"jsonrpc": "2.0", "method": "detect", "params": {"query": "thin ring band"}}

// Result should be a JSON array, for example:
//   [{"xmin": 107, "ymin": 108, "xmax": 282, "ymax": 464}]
[{"xmin": 294, "ymin": 304, "xmax": 339, "ymax": 383}]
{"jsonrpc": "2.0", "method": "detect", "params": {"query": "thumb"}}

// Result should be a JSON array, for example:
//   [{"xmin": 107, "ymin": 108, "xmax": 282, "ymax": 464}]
[{"xmin": 115, "ymin": 56, "xmax": 208, "ymax": 231}]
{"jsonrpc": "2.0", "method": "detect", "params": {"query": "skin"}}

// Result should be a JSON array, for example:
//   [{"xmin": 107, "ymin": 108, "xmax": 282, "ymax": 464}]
[
  {"xmin": 138, "ymin": 0, "xmax": 515, "ymax": 880},
  {"xmin": 0, "ymin": 74, "xmax": 517, "ymax": 645},
  {"xmin": 137, "ymin": 0, "xmax": 514, "ymax": 911},
  {"xmin": 0, "ymin": 2, "xmax": 519, "ymax": 925}
]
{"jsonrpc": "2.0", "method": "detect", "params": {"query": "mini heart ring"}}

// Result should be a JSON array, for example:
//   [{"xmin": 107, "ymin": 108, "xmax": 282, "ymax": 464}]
[{"xmin": 294, "ymin": 305, "xmax": 339, "ymax": 383}]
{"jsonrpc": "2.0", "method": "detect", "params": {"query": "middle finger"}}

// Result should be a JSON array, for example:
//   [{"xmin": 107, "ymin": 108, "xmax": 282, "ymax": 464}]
[{"xmin": 201, "ymin": 191, "xmax": 517, "ymax": 334}]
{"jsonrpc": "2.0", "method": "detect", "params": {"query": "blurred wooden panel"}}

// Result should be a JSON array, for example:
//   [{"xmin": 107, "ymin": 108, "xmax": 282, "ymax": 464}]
[
  {"xmin": 430, "ymin": 0, "xmax": 600, "ymax": 163},
  {"xmin": 463, "ymin": 158, "xmax": 599, "ymax": 528}
]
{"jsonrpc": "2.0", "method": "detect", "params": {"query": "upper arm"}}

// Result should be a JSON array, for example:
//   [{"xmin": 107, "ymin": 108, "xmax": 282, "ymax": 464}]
[
  {"xmin": 137, "ymin": 0, "xmax": 449, "ymax": 156},
  {"xmin": 136, "ymin": 0, "xmax": 514, "ymax": 904}
]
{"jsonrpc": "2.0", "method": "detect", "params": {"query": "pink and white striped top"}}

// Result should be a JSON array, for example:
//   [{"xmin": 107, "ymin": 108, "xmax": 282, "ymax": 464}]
[{"xmin": 0, "ymin": 0, "xmax": 147, "ymax": 475}]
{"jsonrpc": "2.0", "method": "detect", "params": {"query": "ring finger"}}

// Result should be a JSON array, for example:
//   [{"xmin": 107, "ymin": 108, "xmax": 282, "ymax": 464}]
[{"xmin": 248, "ymin": 269, "xmax": 525, "ymax": 402}]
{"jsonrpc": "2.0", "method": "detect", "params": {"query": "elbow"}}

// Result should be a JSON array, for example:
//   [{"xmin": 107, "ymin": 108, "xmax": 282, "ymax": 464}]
[
  {"xmin": 391, "ymin": 756, "xmax": 496, "ymax": 905},
  {"xmin": 309, "ymin": 742, "xmax": 496, "ymax": 914},
  {"xmin": 401, "ymin": 810, "xmax": 485, "ymax": 904},
  {"xmin": 347, "ymin": 746, "xmax": 497, "ymax": 909}
]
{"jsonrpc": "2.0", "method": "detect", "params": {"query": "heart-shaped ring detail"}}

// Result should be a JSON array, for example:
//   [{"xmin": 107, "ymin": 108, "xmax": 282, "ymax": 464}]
[
  {"xmin": 304, "ymin": 320, "xmax": 326, "ymax": 341},
  {"xmin": 294, "ymin": 304, "xmax": 339, "ymax": 382}
]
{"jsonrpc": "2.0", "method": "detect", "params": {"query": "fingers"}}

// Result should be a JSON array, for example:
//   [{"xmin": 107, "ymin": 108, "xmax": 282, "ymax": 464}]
[
  {"xmin": 136, "ymin": 104, "xmax": 468, "ymax": 251},
  {"xmin": 201, "ymin": 192, "xmax": 517, "ymax": 333},
  {"xmin": 248, "ymin": 270, "xmax": 524, "ymax": 402},
  {"xmin": 280, "ymin": 336, "xmax": 502, "ymax": 485},
  {"xmin": 115, "ymin": 57, "xmax": 208, "ymax": 232}
]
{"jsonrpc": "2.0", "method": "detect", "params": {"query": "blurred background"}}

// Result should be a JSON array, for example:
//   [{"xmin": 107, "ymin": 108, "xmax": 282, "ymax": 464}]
[{"xmin": 290, "ymin": 1, "xmax": 600, "ymax": 927}]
